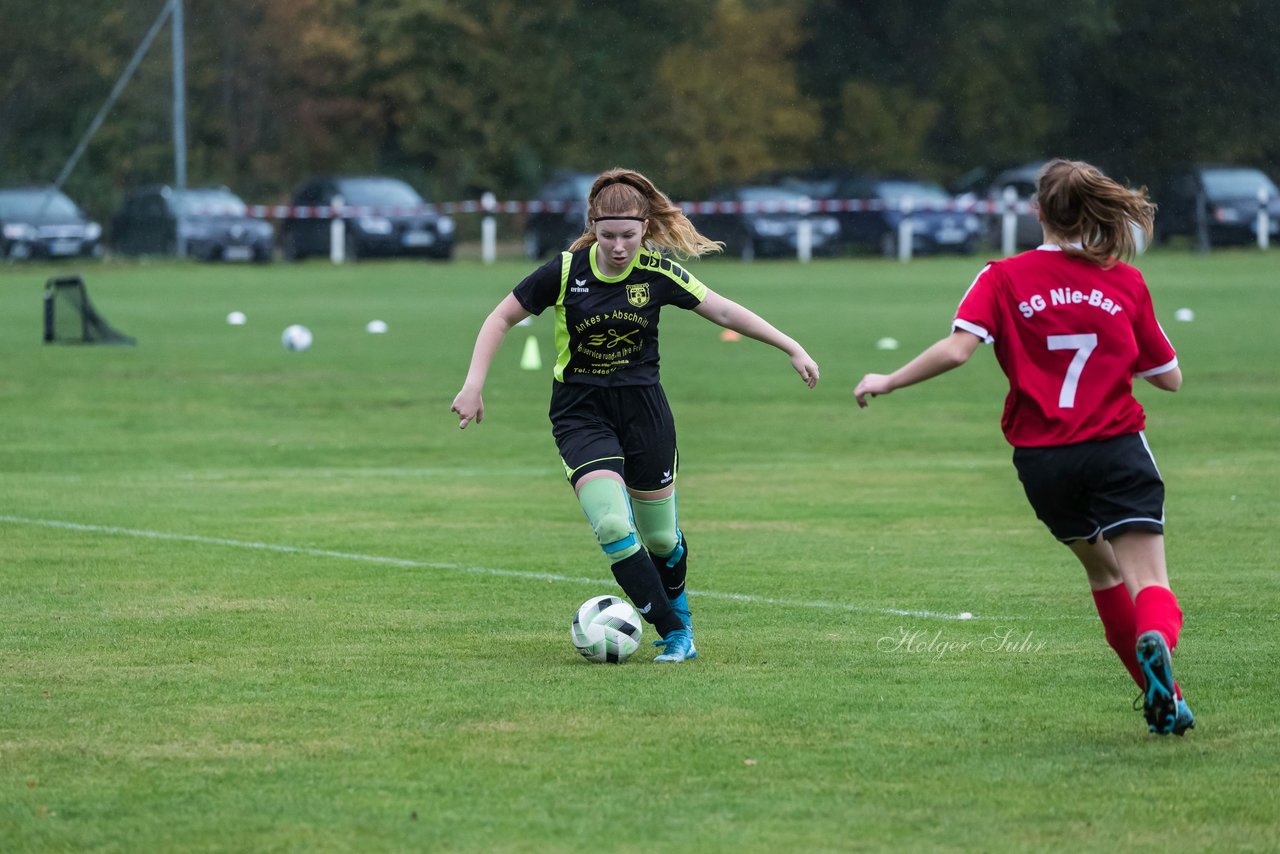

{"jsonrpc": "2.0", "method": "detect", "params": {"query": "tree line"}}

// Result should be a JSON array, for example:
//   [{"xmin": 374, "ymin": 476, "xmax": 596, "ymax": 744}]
[{"xmin": 2, "ymin": 0, "xmax": 1277, "ymax": 221}]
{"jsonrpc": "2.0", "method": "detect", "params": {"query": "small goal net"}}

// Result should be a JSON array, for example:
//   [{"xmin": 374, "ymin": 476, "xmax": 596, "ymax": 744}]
[{"xmin": 43, "ymin": 275, "xmax": 135, "ymax": 345}]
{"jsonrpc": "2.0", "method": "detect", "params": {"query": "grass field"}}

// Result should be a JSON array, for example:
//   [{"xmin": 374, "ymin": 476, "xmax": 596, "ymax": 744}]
[{"xmin": 2, "ymin": 248, "xmax": 1278, "ymax": 852}]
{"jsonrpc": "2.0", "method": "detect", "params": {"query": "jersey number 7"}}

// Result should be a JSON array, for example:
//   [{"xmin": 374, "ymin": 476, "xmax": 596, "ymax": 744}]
[{"xmin": 1047, "ymin": 333, "xmax": 1098, "ymax": 408}]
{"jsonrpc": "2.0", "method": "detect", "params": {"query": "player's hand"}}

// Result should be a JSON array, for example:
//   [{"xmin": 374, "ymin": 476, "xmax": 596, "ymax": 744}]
[
  {"xmin": 451, "ymin": 388, "xmax": 484, "ymax": 429},
  {"xmin": 792, "ymin": 351, "xmax": 820, "ymax": 389},
  {"xmin": 853, "ymin": 374, "xmax": 892, "ymax": 408}
]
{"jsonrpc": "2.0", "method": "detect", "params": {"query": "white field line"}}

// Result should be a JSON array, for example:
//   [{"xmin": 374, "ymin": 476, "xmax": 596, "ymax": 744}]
[{"xmin": 2, "ymin": 514, "xmax": 1038, "ymax": 622}]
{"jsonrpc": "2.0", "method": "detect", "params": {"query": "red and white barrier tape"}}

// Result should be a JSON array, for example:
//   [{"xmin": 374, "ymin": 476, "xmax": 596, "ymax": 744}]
[{"xmin": 185, "ymin": 198, "xmax": 1031, "ymax": 219}]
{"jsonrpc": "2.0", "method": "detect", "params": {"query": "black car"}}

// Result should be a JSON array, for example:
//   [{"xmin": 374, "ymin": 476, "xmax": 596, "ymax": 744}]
[
  {"xmin": 111, "ymin": 186, "xmax": 274, "ymax": 262},
  {"xmin": 1154, "ymin": 164, "xmax": 1280, "ymax": 247},
  {"xmin": 687, "ymin": 185, "xmax": 842, "ymax": 260},
  {"xmin": 978, "ymin": 161, "xmax": 1046, "ymax": 249},
  {"xmin": 775, "ymin": 172, "xmax": 980, "ymax": 257},
  {"xmin": 0, "ymin": 186, "xmax": 104, "ymax": 261},
  {"xmin": 279, "ymin": 176, "xmax": 454, "ymax": 261},
  {"xmin": 524, "ymin": 171, "xmax": 594, "ymax": 259}
]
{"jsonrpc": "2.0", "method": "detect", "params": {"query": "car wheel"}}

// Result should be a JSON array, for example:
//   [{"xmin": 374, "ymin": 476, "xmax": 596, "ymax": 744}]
[
  {"xmin": 879, "ymin": 231, "xmax": 898, "ymax": 258},
  {"xmin": 281, "ymin": 231, "xmax": 303, "ymax": 261},
  {"xmin": 524, "ymin": 231, "xmax": 542, "ymax": 259}
]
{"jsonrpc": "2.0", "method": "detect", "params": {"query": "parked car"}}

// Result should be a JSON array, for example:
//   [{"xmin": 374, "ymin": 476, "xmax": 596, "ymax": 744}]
[
  {"xmin": 1154, "ymin": 164, "xmax": 1280, "ymax": 246},
  {"xmin": 687, "ymin": 184, "xmax": 842, "ymax": 260},
  {"xmin": 111, "ymin": 186, "xmax": 274, "ymax": 261},
  {"xmin": 0, "ymin": 186, "xmax": 103, "ymax": 261},
  {"xmin": 771, "ymin": 171, "xmax": 979, "ymax": 256},
  {"xmin": 279, "ymin": 176, "xmax": 454, "ymax": 261},
  {"xmin": 980, "ymin": 161, "xmax": 1046, "ymax": 249},
  {"xmin": 524, "ymin": 170, "xmax": 594, "ymax": 258}
]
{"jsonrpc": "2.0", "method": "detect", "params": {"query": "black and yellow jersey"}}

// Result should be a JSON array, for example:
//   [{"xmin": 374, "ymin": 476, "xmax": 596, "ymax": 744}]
[{"xmin": 512, "ymin": 245, "xmax": 707, "ymax": 386}]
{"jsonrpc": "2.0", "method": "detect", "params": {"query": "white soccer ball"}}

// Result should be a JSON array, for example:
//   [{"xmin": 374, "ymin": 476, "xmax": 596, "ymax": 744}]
[
  {"xmin": 226, "ymin": 311, "xmax": 246, "ymax": 326},
  {"xmin": 281, "ymin": 324, "xmax": 312, "ymax": 352},
  {"xmin": 571, "ymin": 595, "xmax": 643, "ymax": 663}
]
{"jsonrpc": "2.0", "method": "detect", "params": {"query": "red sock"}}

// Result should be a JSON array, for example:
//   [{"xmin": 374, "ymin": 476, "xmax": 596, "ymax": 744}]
[
  {"xmin": 1091, "ymin": 583, "xmax": 1143, "ymax": 688},
  {"xmin": 1135, "ymin": 585, "xmax": 1183, "ymax": 650}
]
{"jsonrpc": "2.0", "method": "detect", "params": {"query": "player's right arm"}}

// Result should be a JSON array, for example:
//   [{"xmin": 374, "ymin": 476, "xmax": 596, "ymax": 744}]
[
  {"xmin": 854, "ymin": 330, "xmax": 982, "ymax": 408},
  {"xmin": 451, "ymin": 293, "xmax": 531, "ymax": 429}
]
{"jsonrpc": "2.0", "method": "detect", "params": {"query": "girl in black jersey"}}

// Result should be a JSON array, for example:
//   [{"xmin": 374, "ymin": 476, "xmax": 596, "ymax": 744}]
[{"xmin": 452, "ymin": 168, "xmax": 820, "ymax": 662}]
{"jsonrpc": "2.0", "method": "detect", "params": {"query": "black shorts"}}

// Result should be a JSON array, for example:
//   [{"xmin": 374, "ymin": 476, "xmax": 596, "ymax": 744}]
[
  {"xmin": 1012, "ymin": 432, "xmax": 1165, "ymax": 543},
  {"xmin": 549, "ymin": 381, "xmax": 678, "ymax": 492}
]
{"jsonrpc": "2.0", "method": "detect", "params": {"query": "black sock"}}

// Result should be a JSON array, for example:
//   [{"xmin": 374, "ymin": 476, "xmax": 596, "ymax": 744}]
[
  {"xmin": 649, "ymin": 533, "xmax": 688, "ymax": 599},
  {"xmin": 610, "ymin": 550, "xmax": 684, "ymax": 637}
]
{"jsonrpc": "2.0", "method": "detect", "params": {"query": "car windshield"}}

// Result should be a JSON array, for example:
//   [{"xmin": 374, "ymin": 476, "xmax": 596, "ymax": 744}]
[
  {"xmin": 875, "ymin": 181, "xmax": 953, "ymax": 204},
  {"xmin": 177, "ymin": 189, "xmax": 247, "ymax": 216},
  {"xmin": 0, "ymin": 188, "xmax": 81, "ymax": 219},
  {"xmin": 1202, "ymin": 168, "xmax": 1279, "ymax": 199},
  {"xmin": 778, "ymin": 176, "xmax": 842, "ymax": 197},
  {"xmin": 335, "ymin": 178, "xmax": 424, "ymax": 207},
  {"xmin": 737, "ymin": 187, "xmax": 807, "ymax": 203}
]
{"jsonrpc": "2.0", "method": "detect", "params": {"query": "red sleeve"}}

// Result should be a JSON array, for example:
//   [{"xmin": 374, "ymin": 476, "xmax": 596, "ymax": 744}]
[
  {"xmin": 1131, "ymin": 280, "xmax": 1177, "ymax": 376},
  {"xmin": 953, "ymin": 263, "xmax": 999, "ymax": 343}
]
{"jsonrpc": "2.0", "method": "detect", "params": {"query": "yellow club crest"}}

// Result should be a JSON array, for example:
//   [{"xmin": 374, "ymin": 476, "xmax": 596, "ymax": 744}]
[{"xmin": 626, "ymin": 284, "xmax": 650, "ymax": 308}]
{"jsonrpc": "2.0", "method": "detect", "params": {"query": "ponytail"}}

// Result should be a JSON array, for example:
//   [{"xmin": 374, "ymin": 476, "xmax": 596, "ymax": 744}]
[{"xmin": 1036, "ymin": 159, "xmax": 1155, "ymax": 266}]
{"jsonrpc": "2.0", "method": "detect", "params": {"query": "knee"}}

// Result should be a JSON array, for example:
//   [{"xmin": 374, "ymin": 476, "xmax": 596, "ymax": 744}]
[
  {"xmin": 644, "ymin": 529, "xmax": 681, "ymax": 558},
  {"xmin": 594, "ymin": 512, "xmax": 636, "ymax": 554}
]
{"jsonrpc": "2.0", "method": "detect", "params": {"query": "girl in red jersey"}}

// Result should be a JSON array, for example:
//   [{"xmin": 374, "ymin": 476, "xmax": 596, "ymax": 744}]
[{"xmin": 854, "ymin": 158, "xmax": 1193, "ymax": 735}]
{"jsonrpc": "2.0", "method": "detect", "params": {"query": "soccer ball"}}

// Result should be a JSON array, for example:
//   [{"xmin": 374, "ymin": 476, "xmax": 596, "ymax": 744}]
[
  {"xmin": 281, "ymin": 324, "xmax": 312, "ymax": 352},
  {"xmin": 571, "ymin": 595, "xmax": 643, "ymax": 663}
]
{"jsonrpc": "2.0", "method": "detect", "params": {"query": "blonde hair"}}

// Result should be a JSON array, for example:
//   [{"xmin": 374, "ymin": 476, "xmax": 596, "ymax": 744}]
[
  {"xmin": 1036, "ymin": 158, "xmax": 1156, "ymax": 266},
  {"xmin": 568, "ymin": 167, "xmax": 723, "ymax": 259}
]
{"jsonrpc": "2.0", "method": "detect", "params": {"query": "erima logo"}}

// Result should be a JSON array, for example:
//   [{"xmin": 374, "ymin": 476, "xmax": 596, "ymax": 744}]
[
  {"xmin": 638, "ymin": 602, "xmax": 653, "ymax": 614},
  {"xmin": 660, "ymin": 470, "xmax": 673, "ymax": 483},
  {"xmin": 570, "ymin": 277, "xmax": 589, "ymax": 293}
]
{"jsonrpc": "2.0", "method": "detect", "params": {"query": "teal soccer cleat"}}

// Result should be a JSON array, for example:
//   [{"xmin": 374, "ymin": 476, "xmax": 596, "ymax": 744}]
[
  {"xmin": 653, "ymin": 627, "xmax": 697, "ymax": 662},
  {"xmin": 1172, "ymin": 697, "xmax": 1196, "ymax": 736},
  {"xmin": 669, "ymin": 591, "xmax": 693, "ymax": 630},
  {"xmin": 1136, "ymin": 630, "xmax": 1178, "ymax": 735}
]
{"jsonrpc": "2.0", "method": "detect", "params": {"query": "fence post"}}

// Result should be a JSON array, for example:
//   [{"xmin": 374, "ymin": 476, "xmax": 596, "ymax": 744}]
[
  {"xmin": 897, "ymin": 196, "xmax": 914, "ymax": 262},
  {"xmin": 1001, "ymin": 186, "xmax": 1017, "ymax": 257},
  {"xmin": 796, "ymin": 196, "xmax": 812, "ymax": 263},
  {"xmin": 1195, "ymin": 189, "xmax": 1211, "ymax": 253},
  {"xmin": 481, "ymin": 192, "xmax": 498, "ymax": 264},
  {"xmin": 330, "ymin": 195, "xmax": 345, "ymax": 263},
  {"xmin": 1258, "ymin": 185, "xmax": 1271, "ymax": 250}
]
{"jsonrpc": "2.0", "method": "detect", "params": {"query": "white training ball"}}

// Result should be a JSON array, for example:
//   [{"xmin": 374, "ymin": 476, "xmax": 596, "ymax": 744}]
[
  {"xmin": 1174, "ymin": 308, "xmax": 1195, "ymax": 322},
  {"xmin": 366, "ymin": 319, "xmax": 388, "ymax": 334},
  {"xmin": 281, "ymin": 324, "xmax": 313, "ymax": 352},
  {"xmin": 875, "ymin": 337, "xmax": 900, "ymax": 350},
  {"xmin": 226, "ymin": 311, "xmax": 246, "ymax": 326},
  {"xmin": 571, "ymin": 595, "xmax": 643, "ymax": 663}
]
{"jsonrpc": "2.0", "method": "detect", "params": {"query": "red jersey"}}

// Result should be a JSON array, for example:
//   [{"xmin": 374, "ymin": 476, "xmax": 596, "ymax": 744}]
[{"xmin": 954, "ymin": 246, "xmax": 1177, "ymax": 447}]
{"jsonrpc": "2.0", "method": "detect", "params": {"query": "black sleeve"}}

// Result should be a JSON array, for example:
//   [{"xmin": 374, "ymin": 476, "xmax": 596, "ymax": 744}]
[{"xmin": 511, "ymin": 256, "xmax": 563, "ymax": 316}]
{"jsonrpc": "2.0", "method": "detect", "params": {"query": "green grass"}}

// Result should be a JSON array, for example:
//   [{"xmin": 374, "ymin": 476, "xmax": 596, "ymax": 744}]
[{"xmin": 2, "ymin": 248, "xmax": 1278, "ymax": 852}]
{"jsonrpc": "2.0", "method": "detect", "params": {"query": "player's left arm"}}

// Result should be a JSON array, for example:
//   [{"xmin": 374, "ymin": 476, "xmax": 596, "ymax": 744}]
[
  {"xmin": 1131, "ymin": 285, "xmax": 1181, "ymax": 392},
  {"xmin": 693, "ymin": 288, "xmax": 819, "ymax": 388},
  {"xmin": 1141, "ymin": 365, "xmax": 1182, "ymax": 392}
]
